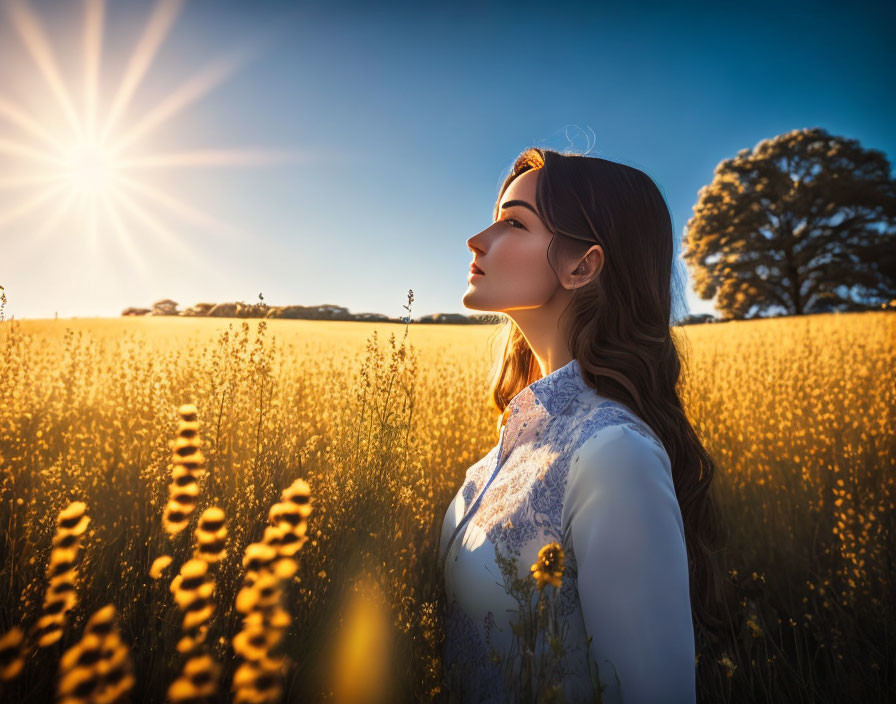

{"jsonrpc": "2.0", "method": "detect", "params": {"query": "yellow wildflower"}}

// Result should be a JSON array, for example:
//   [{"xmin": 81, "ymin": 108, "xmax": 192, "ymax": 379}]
[{"xmin": 530, "ymin": 542, "xmax": 564, "ymax": 591}]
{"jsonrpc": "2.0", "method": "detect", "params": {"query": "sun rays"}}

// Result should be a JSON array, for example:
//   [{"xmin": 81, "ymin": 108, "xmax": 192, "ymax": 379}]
[{"xmin": 0, "ymin": 0, "xmax": 299, "ymax": 266}]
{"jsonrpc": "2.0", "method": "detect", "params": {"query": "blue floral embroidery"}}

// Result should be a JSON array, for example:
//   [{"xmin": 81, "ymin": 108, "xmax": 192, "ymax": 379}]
[
  {"xmin": 440, "ymin": 358, "xmax": 672, "ymax": 703},
  {"xmin": 556, "ymin": 546, "xmax": 581, "ymax": 618},
  {"xmin": 529, "ymin": 360, "xmax": 583, "ymax": 415},
  {"xmin": 443, "ymin": 599, "xmax": 504, "ymax": 703},
  {"xmin": 482, "ymin": 403, "xmax": 646, "ymax": 554},
  {"xmin": 462, "ymin": 480, "xmax": 476, "ymax": 505}
]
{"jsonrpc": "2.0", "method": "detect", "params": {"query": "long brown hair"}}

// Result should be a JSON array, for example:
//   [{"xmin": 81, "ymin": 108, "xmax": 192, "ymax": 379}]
[{"xmin": 487, "ymin": 147, "xmax": 728, "ymax": 649}]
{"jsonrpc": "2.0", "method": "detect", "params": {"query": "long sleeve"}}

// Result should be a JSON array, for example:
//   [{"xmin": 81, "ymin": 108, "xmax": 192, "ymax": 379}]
[{"xmin": 563, "ymin": 423, "xmax": 696, "ymax": 704}]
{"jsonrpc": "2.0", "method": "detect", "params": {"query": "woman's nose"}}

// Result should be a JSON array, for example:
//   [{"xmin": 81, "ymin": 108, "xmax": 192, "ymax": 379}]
[{"xmin": 467, "ymin": 225, "xmax": 490, "ymax": 252}]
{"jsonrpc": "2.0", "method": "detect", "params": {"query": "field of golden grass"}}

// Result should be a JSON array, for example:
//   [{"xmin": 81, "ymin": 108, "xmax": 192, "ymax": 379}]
[{"xmin": 0, "ymin": 311, "xmax": 893, "ymax": 703}]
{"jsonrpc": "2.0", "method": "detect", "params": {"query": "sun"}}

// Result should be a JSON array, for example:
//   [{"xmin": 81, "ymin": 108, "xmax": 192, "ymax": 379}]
[
  {"xmin": 0, "ymin": 0, "xmax": 295, "ymax": 267},
  {"xmin": 61, "ymin": 139, "xmax": 118, "ymax": 197}
]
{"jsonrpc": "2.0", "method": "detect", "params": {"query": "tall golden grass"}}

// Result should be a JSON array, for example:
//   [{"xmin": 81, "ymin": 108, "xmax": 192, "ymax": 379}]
[{"xmin": 0, "ymin": 306, "xmax": 893, "ymax": 702}]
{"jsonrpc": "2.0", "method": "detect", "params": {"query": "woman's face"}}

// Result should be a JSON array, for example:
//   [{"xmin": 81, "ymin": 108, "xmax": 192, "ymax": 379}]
[{"xmin": 463, "ymin": 168, "xmax": 560, "ymax": 313}]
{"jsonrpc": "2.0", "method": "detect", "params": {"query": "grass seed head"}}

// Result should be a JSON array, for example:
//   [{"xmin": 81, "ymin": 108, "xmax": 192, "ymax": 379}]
[
  {"xmin": 242, "ymin": 543, "xmax": 277, "ymax": 572},
  {"xmin": 167, "ymin": 653, "xmax": 221, "ymax": 701},
  {"xmin": 149, "ymin": 555, "xmax": 173, "ymax": 580},
  {"xmin": 0, "ymin": 627, "xmax": 25, "ymax": 682}
]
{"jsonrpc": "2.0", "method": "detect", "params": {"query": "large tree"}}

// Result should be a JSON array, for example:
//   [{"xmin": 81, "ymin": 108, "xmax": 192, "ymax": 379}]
[{"xmin": 683, "ymin": 127, "xmax": 896, "ymax": 319}]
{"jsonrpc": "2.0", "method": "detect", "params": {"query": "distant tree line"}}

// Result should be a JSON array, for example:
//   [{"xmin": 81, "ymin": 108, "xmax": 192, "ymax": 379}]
[
  {"xmin": 121, "ymin": 294, "xmax": 505, "ymax": 325},
  {"xmin": 122, "ymin": 298, "xmax": 734, "ymax": 326}
]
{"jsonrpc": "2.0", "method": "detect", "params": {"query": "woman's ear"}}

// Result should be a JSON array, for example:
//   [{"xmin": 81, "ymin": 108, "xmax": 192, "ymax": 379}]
[{"xmin": 567, "ymin": 245, "xmax": 604, "ymax": 288}]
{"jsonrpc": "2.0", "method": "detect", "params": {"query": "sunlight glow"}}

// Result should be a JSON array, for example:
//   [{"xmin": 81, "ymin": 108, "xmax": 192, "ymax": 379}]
[
  {"xmin": 62, "ymin": 140, "xmax": 118, "ymax": 196},
  {"xmin": 82, "ymin": 0, "xmax": 104, "ymax": 141},
  {"xmin": 0, "ymin": 96, "xmax": 64, "ymax": 151},
  {"xmin": 4, "ymin": 0, "xmax": 82, "ymax": 134},
  {"xmin": 99, "ymin": 0, "xmax": 183, "ymax": 144},
  {"xmin": 116, "ymin": 149, "xmax": 303, "ymax": 169},
  {"xmin": 0, "ymin": 0, "xmax": 294, "ymax": 265},
  {"xmin": 0, "ymin": 184, "xmax": 65, "ymax": 229},
  {"xmin": 109, "ymin": 50, "xmax": 249, "ymax": 155}
]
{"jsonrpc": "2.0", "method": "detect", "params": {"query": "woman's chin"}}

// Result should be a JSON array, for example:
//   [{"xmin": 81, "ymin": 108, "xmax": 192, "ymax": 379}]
[{"xmin": 462, "ymin": 289, "xmax": 490, "ymax": 312}]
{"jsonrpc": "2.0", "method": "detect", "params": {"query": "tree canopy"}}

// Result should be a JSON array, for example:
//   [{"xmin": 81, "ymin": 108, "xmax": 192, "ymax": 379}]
[{"xmin": 683, "ymin": 127, "xmax": 896, "ymax": 319}]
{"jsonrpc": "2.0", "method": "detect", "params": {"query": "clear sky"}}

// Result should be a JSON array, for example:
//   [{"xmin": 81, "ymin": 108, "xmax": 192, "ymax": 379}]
[{"xmin": 1, "ymin": 0, "xmax": 893, "ymax": 322}]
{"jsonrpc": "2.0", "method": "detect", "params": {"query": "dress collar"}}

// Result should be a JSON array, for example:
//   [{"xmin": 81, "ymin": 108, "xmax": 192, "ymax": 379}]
[{"xmin": 501, "ymin": 357, "xmax": 588, "ymax": 428}]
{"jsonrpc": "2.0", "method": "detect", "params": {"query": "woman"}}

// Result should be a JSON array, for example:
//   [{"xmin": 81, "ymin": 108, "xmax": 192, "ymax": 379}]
[{"xmin": 437, "ymin": 148, "xmax": 725, "ymax": 703}]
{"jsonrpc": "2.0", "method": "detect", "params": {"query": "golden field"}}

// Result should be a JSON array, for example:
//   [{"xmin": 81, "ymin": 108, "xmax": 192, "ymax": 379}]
[{"xmin": 0, "ymin": 311, "xmax": 893, "ymax": 703}]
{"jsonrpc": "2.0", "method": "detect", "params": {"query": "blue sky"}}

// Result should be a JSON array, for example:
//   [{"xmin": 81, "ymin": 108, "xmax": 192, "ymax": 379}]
[{"xmin": 1, "ymin": 0, "xmax": 893, "ymax": 321}]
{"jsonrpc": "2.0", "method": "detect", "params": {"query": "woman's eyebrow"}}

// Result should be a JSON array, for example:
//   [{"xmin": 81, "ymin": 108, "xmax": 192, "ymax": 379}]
[{"xmin": 500, "ymin": 199, "xmax": 539, "ymax": 216}]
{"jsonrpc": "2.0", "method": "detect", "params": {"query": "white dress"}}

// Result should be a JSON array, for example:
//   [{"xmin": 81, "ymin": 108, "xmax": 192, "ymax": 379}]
[{"xmin": 437, "ymin": 358, "xmax": 696, "ymax": 703}]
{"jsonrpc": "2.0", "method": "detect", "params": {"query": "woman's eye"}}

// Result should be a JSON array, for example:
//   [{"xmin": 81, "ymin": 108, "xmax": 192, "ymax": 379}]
[{"xmin": 501, "ymin": 218, "xmax": 524, "ymax": 229}]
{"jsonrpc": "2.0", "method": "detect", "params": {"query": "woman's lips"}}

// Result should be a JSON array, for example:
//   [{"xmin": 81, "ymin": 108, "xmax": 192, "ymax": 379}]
[{"xmin": 469, "ymin": 263, "xmax": 485, "ymax": 275}]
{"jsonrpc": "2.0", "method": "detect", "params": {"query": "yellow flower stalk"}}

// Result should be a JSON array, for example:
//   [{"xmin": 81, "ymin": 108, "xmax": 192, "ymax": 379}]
[
  {"xmin": 56, "ymin": 605, "xmax": 134, "ymax": 704},
  {"xmin": 280, "ymin": 478, "xmax": 312, "ymax": 518},
  {"xmin": 194, "ymin": 506, "xmax": 228, "ymax": 563},
  {"xmin": 162, "ymin": 404, "xmax": 207, "ymax": 536},
  {"xmin": 169, "ymin": 558, "xmax": 216, "ymax": 646},
  {"xmin": 0, "ymin": 626, "xmax": 25, "ymax": 682},
  {"xmin": 167, "ymin": 654, "xmax": 221, "ymax": 703},
  {"xmin": 231, "ymin": 478, "xmax": 313, "ymax": 704},
  {"xmin": 31, "ymin": 501, "xmax": 90, "ymax": 648}
]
